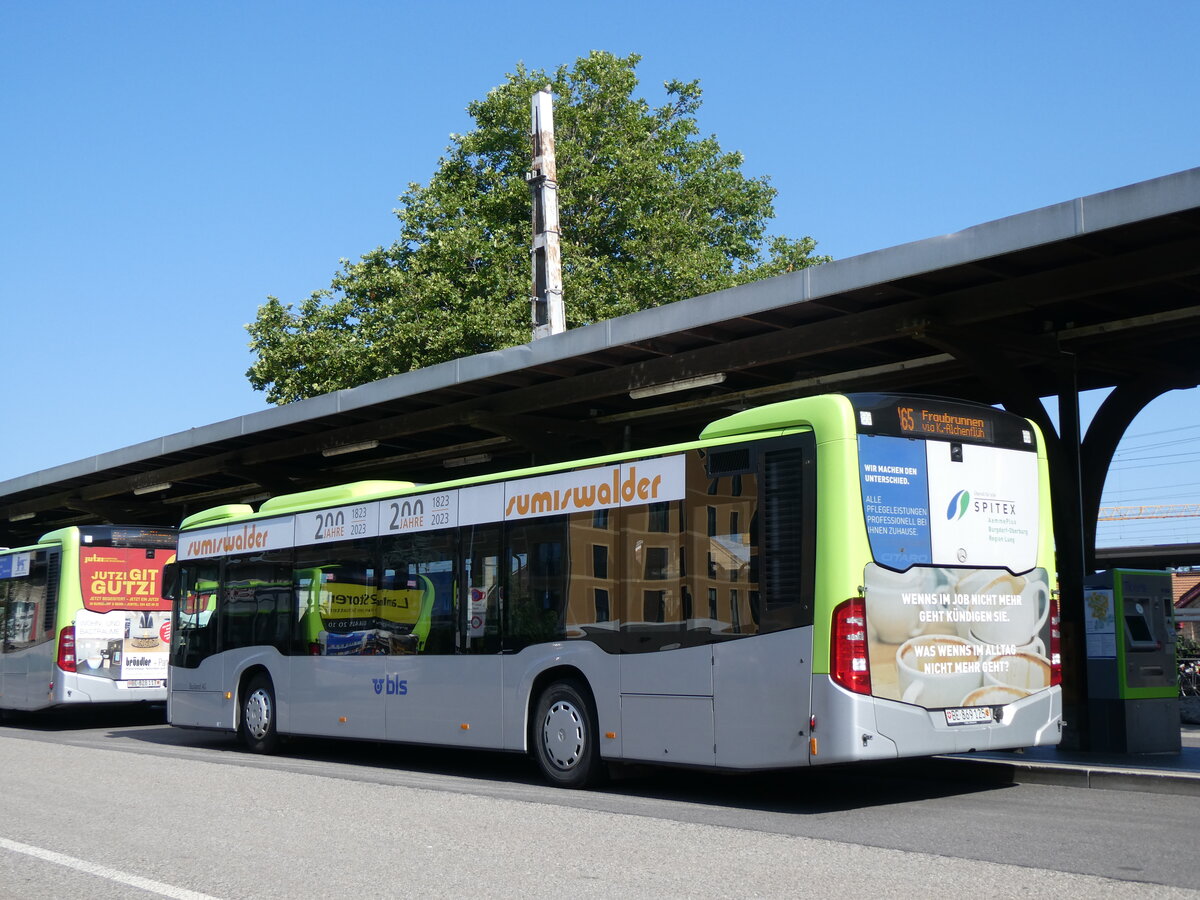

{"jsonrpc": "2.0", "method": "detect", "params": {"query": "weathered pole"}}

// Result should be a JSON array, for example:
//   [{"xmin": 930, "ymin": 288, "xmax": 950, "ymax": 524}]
[{"xmin": 528, "ymin": 86, "xmax": 564, "ymax": 339}]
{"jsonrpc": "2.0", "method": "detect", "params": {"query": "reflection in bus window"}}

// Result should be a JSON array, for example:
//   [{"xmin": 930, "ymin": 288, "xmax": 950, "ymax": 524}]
[
  {"xmin": 221, "ymin": 550, "xmax": 294, "ymax": 654},
  {"xmin": 462, "ymin": 525, "xmax": 501, "ymax": 654},
  {"xmin": 381, "ymin": 530, "xmax": 457, "ymax": 654},
  {"xmin": 1, "ymin": 551, "xmax": 54, "ymax": 653},
  {"xmin": 689, "ymin": 460, "xmax": 758, "ymax": 636},
  {"xmin": 171, "ymin": 561, "xmax": 219, "ymax": 670},
  {"xmin": 505, "ymin": 518, "xmax": 567, "ymax": 650},
  {"xmin": 294, "ymin": 541, "xmax": 385, "ymax": 656},
  {"xmin": 562, "ymin": 510, "xmax": 619, "ymax": 637}
]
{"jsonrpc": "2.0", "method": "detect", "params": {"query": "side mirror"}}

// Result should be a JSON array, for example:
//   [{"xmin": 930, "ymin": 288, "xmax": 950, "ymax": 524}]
[{"xmin": 161, "ymin": 562, "xmax": 180, "ymax": 602}]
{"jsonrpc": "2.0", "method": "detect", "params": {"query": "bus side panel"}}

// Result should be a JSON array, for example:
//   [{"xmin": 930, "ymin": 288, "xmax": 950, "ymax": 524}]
[
  {"xmin": 287, "ymin": 655, "xmax": 385, "ymax": 741},
  {"xmin": 9, "ymin": 653, "xmax": 169, "ymax": 714},
  {"xmin": 168, "ymin": 653, "xmax": 235, "ymax": 730},
  {"xmin": 3, "ymin": 645, "xmax": 82, "ymax": 711},
  {"xmin": 713, "ymin": 628, "xmax": 814, "ymax": 769},
  {"xmin": 620, "ymin": 644, "xmax": 713, "ymax": 695},
  {"xmin": 1, "ymin": 648, "xmax": 52, "ymax": 710},
  {"xmin": 385, "ymin": 655, "xmax": 504, "ymax": 749},
  {"xmin": 1, "ymin": 648, "xmax": 31, "ymax": 710},
  {"xmin": 621, "ymin": 694, "xmax": 714, "ymax": 766},
  {"xmin": 620, "ymin": 644, "xmax": 715, "ymax": 766},
  {"xmin": 167, "ymin": 686, "xmax": 228, "ymax": 730}
]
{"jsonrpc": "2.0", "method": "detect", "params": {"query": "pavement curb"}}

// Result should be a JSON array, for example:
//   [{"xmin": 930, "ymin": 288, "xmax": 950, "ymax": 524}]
[{"xmin": 929, "ymin": 755, "xmax": 1200, "ymax": 796}]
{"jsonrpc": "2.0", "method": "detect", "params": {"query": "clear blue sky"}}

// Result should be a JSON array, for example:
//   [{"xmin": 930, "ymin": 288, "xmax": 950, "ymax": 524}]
[{"xmin": 2, "ymin": 1, "xmax": 1197, "ymax": 547}]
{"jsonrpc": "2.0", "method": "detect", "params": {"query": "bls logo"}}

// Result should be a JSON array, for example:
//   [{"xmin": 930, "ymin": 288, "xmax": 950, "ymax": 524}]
[{"xmin": 372, "ymin": 675, "xmax": 409, "ymax": 695}]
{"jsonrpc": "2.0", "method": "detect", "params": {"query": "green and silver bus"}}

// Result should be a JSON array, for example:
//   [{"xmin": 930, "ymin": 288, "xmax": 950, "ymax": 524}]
[
  {"xmin": 167, "ymin": 393, "xmax": 1061, "ymax": 786},
  {"xmin": 0, "ymin": 525, "xmax": 177, "ymax": 712}
]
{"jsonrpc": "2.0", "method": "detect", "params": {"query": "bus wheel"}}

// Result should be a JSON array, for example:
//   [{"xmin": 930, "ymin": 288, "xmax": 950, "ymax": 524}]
[
  {"xmin": 532, "ymin": 680, "xmax": 602, "ymax": 789},
  {"xmin": 239, "ymin": 674, "xmax": 280, "ymax": 754}
]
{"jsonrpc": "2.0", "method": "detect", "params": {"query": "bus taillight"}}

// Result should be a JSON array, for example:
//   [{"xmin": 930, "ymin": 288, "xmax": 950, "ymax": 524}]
[
  {"xmin": 1049, "ymin": 594, "xmax": 1062, "ymax": 687},
  {"xmin": 57, "ymin": 626, "xmax": 77, "ymax": 673},
  {"xmin": 831, "ymin": 597, "xmax": 871, "ymax": 695}
]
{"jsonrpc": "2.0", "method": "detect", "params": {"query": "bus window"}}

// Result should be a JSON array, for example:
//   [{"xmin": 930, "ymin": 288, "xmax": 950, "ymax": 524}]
[
  {"xmin": 293, "ymin": 539, "xmax": 381, "ymax": 656},
  {"xmin": 171, "ymin": 562, "xmax": 219, "ymax": 670},
  {"xmin": 220, "ymin": 550, "xmax": 294, "ymax": 654},
  {"xmin": 561, "ymin": 509, "xmax": 619, "ymax": 641},
  {"xmin": 381, "ymin": 529, "xmax": 457, "ymax": 654},
  {"xmin": 461, "ymin": 524, "xmax": 501, "ymax": 653},
  {"xmin": 505, "ymin": 518, "xmax": 567, "ymax": 651},
  {"xmin": 620, "ymin": 500, "xmax": 683, "ymax": 638},
  {"xmin": 2, "ymin": 552, "xmax": 51, "ymax": 652},
  {"xmin": 686, "ymin": 454, "xmax": 759, "ymax": 637}
]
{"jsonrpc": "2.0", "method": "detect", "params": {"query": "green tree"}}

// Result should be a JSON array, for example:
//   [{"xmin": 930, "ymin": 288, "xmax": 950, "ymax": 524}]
[{"xmin": 247, "ymin": 51, "xmax": 829, "ymax": 405}]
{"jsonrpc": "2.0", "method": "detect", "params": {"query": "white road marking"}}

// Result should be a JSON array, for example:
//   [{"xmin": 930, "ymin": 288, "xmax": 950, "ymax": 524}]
[{"xmin": 0, "ymin": 836, "xmax": 220, "ymax": 900}]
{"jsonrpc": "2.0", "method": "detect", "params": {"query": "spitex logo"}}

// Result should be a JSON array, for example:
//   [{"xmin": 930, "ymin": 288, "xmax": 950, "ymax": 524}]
[{"xmin": 946, "ymin": 490, "xmax": 971, "ymax": 520}]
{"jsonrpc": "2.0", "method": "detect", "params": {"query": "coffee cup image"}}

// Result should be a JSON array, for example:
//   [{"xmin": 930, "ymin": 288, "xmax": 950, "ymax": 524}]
[
  {"xmin": 955, "ymin": 569, "xmax": 1025, "ymax": 599},
  {"xmin": 866, "ymin": 566, "xmax": 944, "ymax": 644},
  {"xmin": 961, "ymin": 684, "xmax": 1030, "ymax": 707},
  {"xmin": 984, "ymin": 650, "xmax": 1052, "ymax": 691},
  {"xmin": 896, "ymin": 634, "xmax": 983, "ymax": 707},
  {"xmin": 869, "ymin": 592, "xmax": 925, "ymax": 644},
  {"xmin": 968, "ymin": 631, "xmax": 1045, "ymax": 658},
  {"xmin": 969, "ymin": 577, "xmax": 1050, "ymax": 648}
]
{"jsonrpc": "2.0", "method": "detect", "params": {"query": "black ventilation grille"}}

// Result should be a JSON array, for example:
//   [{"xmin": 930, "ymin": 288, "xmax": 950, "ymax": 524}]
[
  {"xmin": 707, "ymin": 447, "xmax": 752, "ymax": 476},
  {"xmin": 43, "ymin": 550, "xmax": 60, "ymax": 634},
  {"xmin": 761, "ymin": 448, "xmax": 810, "ymax": 628}
]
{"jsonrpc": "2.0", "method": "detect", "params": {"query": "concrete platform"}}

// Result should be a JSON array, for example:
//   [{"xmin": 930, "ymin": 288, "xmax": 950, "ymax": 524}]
[{"xmin": 930, "ymin": 725, "xmax": 1200, "ymax": 796}]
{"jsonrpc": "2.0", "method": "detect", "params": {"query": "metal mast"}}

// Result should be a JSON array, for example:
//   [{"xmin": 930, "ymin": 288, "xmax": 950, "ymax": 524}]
[{"xmin": 528, "ymin": 86, "xmax": 564, "ymax": 339}]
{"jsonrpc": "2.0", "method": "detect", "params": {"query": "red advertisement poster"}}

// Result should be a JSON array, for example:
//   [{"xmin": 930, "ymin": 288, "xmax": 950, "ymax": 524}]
[{"xmin": 79, "ymin": 547, "xmax": 174, "ymax": 613}]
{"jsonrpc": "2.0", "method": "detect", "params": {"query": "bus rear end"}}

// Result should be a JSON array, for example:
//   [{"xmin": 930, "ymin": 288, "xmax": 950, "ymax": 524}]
[
  {"xmin": 48, "ymin": 525, "xmax": 177, "ymax": 709},
  {"xmin": 810, "ymin": 394, "xmax": 1062, "ymax": 764}
]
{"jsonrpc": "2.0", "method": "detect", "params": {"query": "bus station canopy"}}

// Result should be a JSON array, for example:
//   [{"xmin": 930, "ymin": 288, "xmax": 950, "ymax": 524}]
[{"xmin": 3, "ymin": 168, "xmax": 1199, "ymax": 566}]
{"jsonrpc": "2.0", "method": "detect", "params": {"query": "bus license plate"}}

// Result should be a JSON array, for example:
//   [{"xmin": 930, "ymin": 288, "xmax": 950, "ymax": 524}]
[
  {"xmin": 945, "ymin": 706, "xmax": 993, "ymax": 726},
  {"xmin": 119, "ymin": 679, "xmax": 166, "ymax": 689}
]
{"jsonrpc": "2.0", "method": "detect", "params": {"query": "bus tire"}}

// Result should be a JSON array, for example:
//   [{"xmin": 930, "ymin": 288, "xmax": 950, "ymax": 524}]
[
  {"xmin": 531, "ymin": 679, "xmax": 603, "ymax": 789},
  {"xmin": 239, "ymin": 673, "xmax": 280, "ymax": 754}
]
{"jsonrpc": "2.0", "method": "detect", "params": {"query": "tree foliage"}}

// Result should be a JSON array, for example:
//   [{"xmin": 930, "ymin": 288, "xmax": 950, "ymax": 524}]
[{"xmin": 246, "ymin": 51, "xmax": 830, "ymax": 404}]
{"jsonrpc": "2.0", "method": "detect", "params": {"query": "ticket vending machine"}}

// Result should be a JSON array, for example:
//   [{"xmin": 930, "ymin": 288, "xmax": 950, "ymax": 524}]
[{"xmin": 1083, "ymin": 570, "xmax": 1180, "ymax": 753}]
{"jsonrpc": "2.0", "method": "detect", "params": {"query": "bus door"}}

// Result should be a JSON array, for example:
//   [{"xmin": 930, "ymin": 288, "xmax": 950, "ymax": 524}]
[
  {"xmin": 382, "ymin": 526, "xmax": 504, "ymax": 749},
  {"xmin": 288, "ymin": 560, "xmax": 388, "ymax": 742},
  {"xmin": 168, "ymin": 564, "xmax": 227, "ymax": 728}
]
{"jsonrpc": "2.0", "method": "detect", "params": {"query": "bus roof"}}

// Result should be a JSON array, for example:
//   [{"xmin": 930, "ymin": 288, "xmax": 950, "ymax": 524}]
[{"xmin": 178, "ymin": 395, "xmax": 869, "ymax": 531}]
